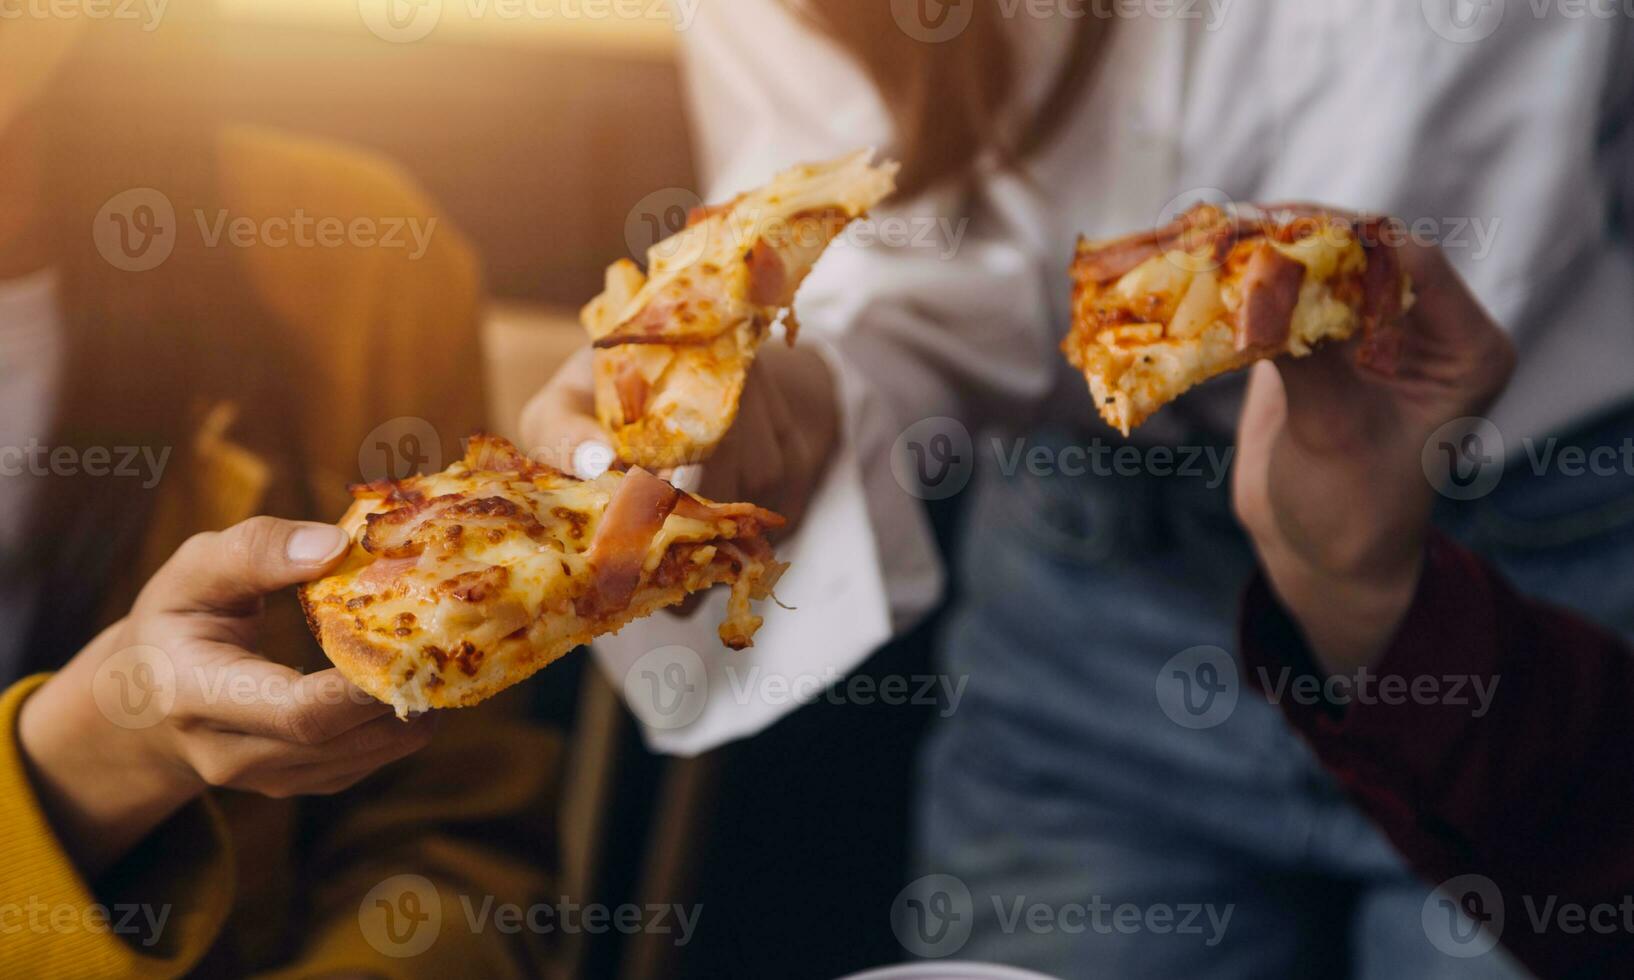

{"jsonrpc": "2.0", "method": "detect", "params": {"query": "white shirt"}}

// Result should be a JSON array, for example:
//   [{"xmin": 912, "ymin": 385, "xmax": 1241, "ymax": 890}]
[
  {"xmin": 594, "ymin": 2, "xmax": 1634, "ymax": 753},
  {"xmin": 0, "ymin": 268, "xmax": 64, "ymax": 678}
]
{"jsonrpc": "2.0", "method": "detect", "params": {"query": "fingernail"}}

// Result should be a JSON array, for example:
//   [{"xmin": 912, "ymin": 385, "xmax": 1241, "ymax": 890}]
[
  {"xmin": 573, "ymin": 440, "xmax": 615, "ymax": 481},
  {"xmin": 670, "ymin": 464, "xmax": 705, "ymax": 494},
  {"xmin": 288, "ymin": 525, "xmax": 349, "ymax": 564}
]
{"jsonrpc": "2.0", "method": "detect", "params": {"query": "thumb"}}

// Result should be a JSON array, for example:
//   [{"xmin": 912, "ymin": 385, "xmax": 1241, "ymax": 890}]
[{"xmin": 136, "ymin": 517, "xmax": 350, "ymax": 616}]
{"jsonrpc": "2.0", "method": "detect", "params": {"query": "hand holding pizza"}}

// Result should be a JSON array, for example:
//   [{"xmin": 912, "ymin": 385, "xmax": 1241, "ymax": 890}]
[
  {"xmin": 18, "ymin": 517, "xmax": 436, "ymax": 875},
  {"xmin": 1231, "ymin": 237, "xmax": 1515, "ymax": 675},
  {"xmin": 521, "ymin": 342, "xmax": 839, "ymax": 534}
]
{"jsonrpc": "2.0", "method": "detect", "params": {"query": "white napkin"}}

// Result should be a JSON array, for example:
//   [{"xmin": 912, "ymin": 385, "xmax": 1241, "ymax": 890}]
[{"xmin": 590, "ymin": 445, "xmax": 892, "ymax": 756}]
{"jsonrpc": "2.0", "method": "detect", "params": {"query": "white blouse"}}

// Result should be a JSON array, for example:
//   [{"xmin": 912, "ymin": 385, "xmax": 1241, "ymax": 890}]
[{"xmin": 594, "ymin": 2, "xmax": 1634, "ymax": 753}]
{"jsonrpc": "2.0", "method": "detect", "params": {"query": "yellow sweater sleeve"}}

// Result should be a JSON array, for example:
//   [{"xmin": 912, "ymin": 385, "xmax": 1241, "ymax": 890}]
[
  {"xmin": 250, "ymin": 702, "xmax": 567, "ymax": 980},
  {"xmin": 0, "ymin": 675, "xmax": 236, "ymax": 979}
]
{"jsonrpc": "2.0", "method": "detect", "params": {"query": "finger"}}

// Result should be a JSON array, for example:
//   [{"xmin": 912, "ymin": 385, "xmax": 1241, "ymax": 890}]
[
  {"xmin": 1232, "ymin": 362, "xmax": 1284, "ymax": 530},
  {"xmin": 706, "ymin": 385, "xmax": 781, "ymax": 504},
  {"xmin": 208, "ymin": 713, "xmax": 436, "ymax": 798},
  {"xmin": 181, "ymin": 653, "xmax": 392, "ymax": 743},
  {"xmin": 519, "ymin": 348, "xmax": 609, "ymax": 472},
  {"xmin": 1267, "ymin": 345, "xmax": 1371, "ymax": 449},
  {"xmin": 270, "ymin": 714, "xmax": 438, "ymax": 794},
  {"xmin": 756, "ymin": 379, "xmax": 814, "ymax": 530},
  {"xmin": 273, "ymin": 710, "xmax": 437, "ymax": 769},
  {"xmin": 136, "ymin": 517, "xmax": 349, "ymax": 617},
  {"xmin": 669, "ymin": 464, "xmax": 705, "ymax": 494}
]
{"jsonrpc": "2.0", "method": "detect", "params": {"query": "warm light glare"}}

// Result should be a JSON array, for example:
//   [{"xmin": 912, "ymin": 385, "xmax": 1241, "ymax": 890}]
[{"xmin": 217, "ymin": 0, "xmax": 680, "ymax": 54}]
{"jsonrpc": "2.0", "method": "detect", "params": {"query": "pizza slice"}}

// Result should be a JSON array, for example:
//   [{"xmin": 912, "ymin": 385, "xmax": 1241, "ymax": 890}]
[
  {"xmin": 300, "ymin": 434, "xmax": 787, "ymax": 716},
  {"xmin": 1064, "ymin": 203, "xmax": 1415, "ymax": 436},
  {"xmin": 585, "ymin": 149, "xmax": 898, "ymax": 469}
]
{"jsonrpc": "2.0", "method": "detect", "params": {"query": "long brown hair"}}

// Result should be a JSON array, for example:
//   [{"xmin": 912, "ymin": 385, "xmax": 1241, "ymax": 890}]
[
  {"xmin": 18, "ymin": 3, "xmax": 301, "ymax": 669},
  {"xmin": 786, "ymin": 1, "xmax": 1114, "ymax": 197}
]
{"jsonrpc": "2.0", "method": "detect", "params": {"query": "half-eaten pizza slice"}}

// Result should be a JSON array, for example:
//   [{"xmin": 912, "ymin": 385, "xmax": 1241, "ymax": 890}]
[
  {"xmin": 1064, "ymin": 203, "xmax": 1415, "ymax": 436},
  {"xmin": 585, "ymin": 149, "xmax": 898, "ymax": 469},
  {"xmin": 300, "ymin": 434, "xmax": 787, "ymax": 716}
]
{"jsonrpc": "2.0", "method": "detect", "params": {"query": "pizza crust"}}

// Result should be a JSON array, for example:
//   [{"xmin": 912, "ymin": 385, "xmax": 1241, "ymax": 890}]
[
  {"xmin": 301, "ymin": 569, "xmax": 733, "ymax": 716},
  {"xmin": 298, "ymin": 434, "xmax": 786, "ymax": 717}
]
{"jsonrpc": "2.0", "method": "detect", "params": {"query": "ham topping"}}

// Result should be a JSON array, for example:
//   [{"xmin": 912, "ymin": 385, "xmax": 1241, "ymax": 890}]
[
  {"xmin": 580, "ymin": 467, "xmax": 680, "ymax": 616},
  {"xmin": 614, "ymin": 357, "xmax": 651, "ymax": 421},
  {"xmin": 1234, "ymin": 244, "xmax": 1307, "ymax": 353}
]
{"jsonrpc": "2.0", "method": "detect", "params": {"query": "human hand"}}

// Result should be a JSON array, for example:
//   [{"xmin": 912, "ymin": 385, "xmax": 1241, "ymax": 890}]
[
  {"xmin": 1232, "ymin": 232, "xmax": 1515, "ymax": 674},
  {"xmin": 18, "ymin": 517, "xmax": 436, "ymax": 875},
  {"xmin": 519, "ymin": 342, "xmax": 840, "ymax": 533}
]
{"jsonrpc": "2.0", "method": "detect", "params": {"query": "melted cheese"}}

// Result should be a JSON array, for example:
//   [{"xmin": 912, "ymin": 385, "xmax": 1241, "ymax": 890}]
[
  {"xmin": 584, "ymin": 151, "xmax": 898, "ymax": 468},
  {"xmin": 308, "ymin": 443, "xmax": 785, "ymax": 715},
  {"xmin": 1066, "ymin": 218, "xmax": 1411, "ymax": 436}
]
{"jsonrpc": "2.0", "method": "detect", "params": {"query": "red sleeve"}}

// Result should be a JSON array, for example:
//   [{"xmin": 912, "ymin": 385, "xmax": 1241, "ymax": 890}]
[{"xmin": 1239, "ymin": 531, "xmax": 1634, "ymax": 978}]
